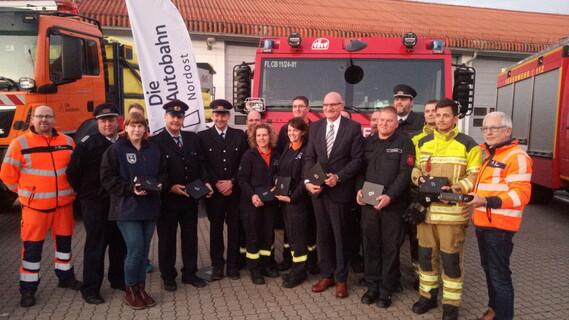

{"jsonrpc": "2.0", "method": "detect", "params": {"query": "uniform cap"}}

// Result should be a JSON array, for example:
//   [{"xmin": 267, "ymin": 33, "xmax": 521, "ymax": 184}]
[
  {"xmin": 94, "ymin": 103, "xmax": 119, "ymax": 119},
  {"xmin": 163, "ymin": 100, "xmax": 189, "ymax": 117},
  {"xmin": 393, "ymin": 84, "xmax": 417, "ymax": 99},
  {"xmin": 210, "ymin": 99, "xmax": 233, "ymax": 113}
]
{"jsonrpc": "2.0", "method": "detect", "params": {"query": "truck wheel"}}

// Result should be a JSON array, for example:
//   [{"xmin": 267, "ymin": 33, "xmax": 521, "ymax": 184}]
[
  {"xmin": 0, "ymin": 190, "xmax": 17, "ymax": 212},
  {"xmin": 529, "ymin": 183, "xmax": 554, "ymax": 204}
]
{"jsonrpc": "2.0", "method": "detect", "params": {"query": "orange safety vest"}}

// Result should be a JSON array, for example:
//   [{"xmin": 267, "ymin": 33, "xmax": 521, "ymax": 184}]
[
  {"xmin": 471, "ymin": 139, "xmax": 532, "ymax": 232},
  {"xmin": 1, "ymin": 128, "xmax": 75, "ymax": 211}
]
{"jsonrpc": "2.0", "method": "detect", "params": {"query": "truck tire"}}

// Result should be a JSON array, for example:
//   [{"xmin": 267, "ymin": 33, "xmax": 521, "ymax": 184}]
[{"xmin": 529, "ymin": 183, "xmax": 554, "ymax": 205}]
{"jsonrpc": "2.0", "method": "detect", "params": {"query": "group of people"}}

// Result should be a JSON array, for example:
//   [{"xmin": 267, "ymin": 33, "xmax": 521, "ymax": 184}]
[{"xmin": 0, "ymin": 83, "xmax": 532, "ymax": 320}]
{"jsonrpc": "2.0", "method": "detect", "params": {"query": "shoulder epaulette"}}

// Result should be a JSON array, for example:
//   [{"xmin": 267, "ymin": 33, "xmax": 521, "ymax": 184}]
[
  {"xmin": 417, "ymin": 134, "xmax": 434, "ymax": 149},
  {"xmin": 454, "ymin": 133, "xmax": 479, "ymax": 152}
]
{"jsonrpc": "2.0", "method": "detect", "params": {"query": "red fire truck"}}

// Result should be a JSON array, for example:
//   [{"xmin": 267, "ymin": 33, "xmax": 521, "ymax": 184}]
[
  {"xmin": 496, "ymin": 37, "xmax": 569, "ymax": 203},
  {"xmin": 233, "ymin": 32, "xmax": 475, "ymax": 136}
]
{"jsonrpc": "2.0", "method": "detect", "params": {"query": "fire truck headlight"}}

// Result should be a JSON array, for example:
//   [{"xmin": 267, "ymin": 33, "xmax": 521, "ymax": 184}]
[
  {"xmin": 288, "ymin": 32, "xmax": 302, "ymax": 49},
  {"xmin": 19, "ymin": 77, "xmax": 35, "ymax": 90},
  {"xmin": 402, "ymin": 32, "xmax": 418, "ymax": 50}
]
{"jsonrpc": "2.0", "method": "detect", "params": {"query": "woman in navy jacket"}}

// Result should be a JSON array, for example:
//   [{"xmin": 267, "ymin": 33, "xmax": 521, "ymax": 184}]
[
  {"xmin": 275, "ymin": 117, "xmax": 311, "ymax": 288},
  {"xmin": 238, "ymin": 123, "xmax": 280, "ymax": 285},
  {"xmin": 101, "ymin": 112, "xmax": 166, "ymax": 310}
]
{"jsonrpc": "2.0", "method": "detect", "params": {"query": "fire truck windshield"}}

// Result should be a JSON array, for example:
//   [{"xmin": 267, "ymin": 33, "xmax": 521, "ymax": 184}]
[
  {"xmin": 0, "ymin": 35, "xmax": 36, "ymax": 91},
  {"xmin": 259, "ymin": 58, "xmax": 445, "ymax": 110}
]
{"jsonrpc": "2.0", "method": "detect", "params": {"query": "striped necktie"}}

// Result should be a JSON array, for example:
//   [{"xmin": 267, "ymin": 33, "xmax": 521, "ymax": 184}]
[
  {"xmin": 173, "ymin": 136, "xmax": 182, "ymax": 148},
  {"xmin": 326, "ymin": 124, "xmax": 335, "ymax": 157}
]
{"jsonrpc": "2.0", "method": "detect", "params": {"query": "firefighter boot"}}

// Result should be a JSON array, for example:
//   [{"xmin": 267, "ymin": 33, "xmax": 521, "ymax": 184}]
[
  {"xmin": 278, "ymin": 246, "xmax": 292, "ymax": 271},
  {"xmin": 138, "ymin": 282, "xmax": 156, "ymax": 307},
  {"xmin": 20, "ymin": 293, "xmax": 35, "ymax": 308},
  {"xmin": 124, "ymin": 285, "xmax": 146, "ymax": 310},
  {"xmin": 443, "ymin": 304, "xmax": 459, "ymax": 320},
  {"xmin": 412, "ymin": 288, "xmax": 438, "ymax": 314}
]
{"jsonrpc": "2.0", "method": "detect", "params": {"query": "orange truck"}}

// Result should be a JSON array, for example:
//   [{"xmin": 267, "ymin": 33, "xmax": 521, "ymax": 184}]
[{"xmin": 0, "ymin": 1, "xmax": 148, "ymax": 211}]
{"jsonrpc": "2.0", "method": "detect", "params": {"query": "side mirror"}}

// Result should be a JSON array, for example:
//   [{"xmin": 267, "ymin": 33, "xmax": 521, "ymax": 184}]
[
  {"xmin": 60, "ymin": 36, "xmax": 82, "ymax": 82},
  {"xmin": 453, "ymin": 64, "xmax": 475, "ymax": 118}
]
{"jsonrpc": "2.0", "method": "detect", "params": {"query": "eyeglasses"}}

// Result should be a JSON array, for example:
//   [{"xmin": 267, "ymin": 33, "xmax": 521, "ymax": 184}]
[
  {"xmin": 33, "ymin": 115, "xmax": 54, "ymax": 120},
  {"xmin": 480, "ymin": 126, "xmax": 506, "ymax": 133}
]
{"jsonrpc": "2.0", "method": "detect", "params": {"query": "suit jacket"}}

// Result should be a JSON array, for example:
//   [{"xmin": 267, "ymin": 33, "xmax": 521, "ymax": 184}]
[
  {"xmin": 397, "ymin": 111, "xmax": 424, "ymax": 136},
  {"xmin": 305, "ymin": 117, "xmax": 363, "ymax": 203},
  {"xmin": 198, "ymin": 126, "xmax": 249, "ymax": 185},
  {"xmin": 149, "ymin": 129, "xmax": 208, "ymax": 203}
]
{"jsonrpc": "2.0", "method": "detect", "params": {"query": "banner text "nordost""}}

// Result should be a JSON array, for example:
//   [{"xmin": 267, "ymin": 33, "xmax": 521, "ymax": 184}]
[{"xmin": 146, "ymin": 25, "xmax": 198, "ymax": 107}]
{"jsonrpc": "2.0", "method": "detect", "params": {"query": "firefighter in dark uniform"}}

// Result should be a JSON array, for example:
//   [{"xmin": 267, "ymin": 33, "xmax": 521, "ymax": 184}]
[
  {"xmin": 238, "ymin": 123, "xmax": 281, "ymax": 285},
  {"xmin": 275, "ymin": 117, "xmax": 311, "ymax": 288},
  {"xmin": 356, "ymin": 106, "xmax": 415, "ymax": 308},
  {"xmin": 394, "ymin": 84, "xmax": 424, "ymax": 136},
  {"xmin": 198, "ymin": 99, "xmax": 249, "ymax": 280},
  {"xmin": 66, "ymin": 103, "xmax": 126, "ymax": 304},
  {"xmin": 149, "ymin": 100, "xmax": 212, "ymax": 291}
]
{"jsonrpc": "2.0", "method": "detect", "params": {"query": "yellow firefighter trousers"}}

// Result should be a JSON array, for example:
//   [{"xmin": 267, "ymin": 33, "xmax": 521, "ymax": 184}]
[{"xmin": 417, "ymin": 223, "xmax": 466, "ymax": 307}]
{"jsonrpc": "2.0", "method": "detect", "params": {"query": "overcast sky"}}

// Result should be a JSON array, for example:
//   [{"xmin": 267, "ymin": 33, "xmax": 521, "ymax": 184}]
[{"xmin": 410, "ymin": 0, "xmax": 569, "ymax": 15}]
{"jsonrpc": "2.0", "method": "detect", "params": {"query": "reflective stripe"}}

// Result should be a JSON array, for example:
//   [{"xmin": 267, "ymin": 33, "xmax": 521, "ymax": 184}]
[
  {"xmin": 17, "ymin": 135, "xmax": 33, "ymax": 167},
  {"xmin": 429, "ymin": 214, "xmax": 468, "ymax": 222},
  {"xmin": 20, "ymin": 272, "xmax": 40, "ymax": 282},
  {"xmin": 504, "ymin": 173, "xmax": 532, "ymax": 183},
  {"xmin": 55, "ymin": 262, "xmax": 73, "ymax": 271},
  {"xmin": 6, "ymin": 183, "xmax": 17, "ymax": 190},
  {"xmin": 22, "ymin": 260, "xmax": 41, "ymax": 270},
  {"xmin": 55, "ymin": 251, "xmax": 71, "ymax": 260},
  {"xmin": 3, "ymin": 156, "xmax": 21, "ymax": 167},
  {"xmin": 307, "ymin": 245, "xmax": 317, "ymax": 252},
  {"xmin": 442, "ymin": 291, "xmax": 462, "ymax": 300},
  {"xmin": 246, "ymin": 251, "xmax": 260, "ymax": 259},
  {"xmin": 517, "ymin": 154, "xmax": 527, "ymax": 174},
  {"xmin": 292, "ymin": 254, "xmax": 307, "ymax": 263},
  {"xmin": 420, "ymin": 284, "xmax": 439, "ymax": 291},
  {"xmin": 283, "ymin": 243, "xmax": 290, "ymax": 248},
  {"xmin": 21, "ymin": 166, "xmax": 68, "ymax": 176},
  {"xmin": 430, "ymin": 157, "xmax": 467, "ymax": 165},
  {"xmin": 459, "ymin": 178, "xmax": 473, "ymax": 191},
  {"xmin": 476, "ymin": 183, "xmax": 509, "ymax": 191},
  {"xmin": 489, "ymin": 208, "xmax": 523, "ymax": 218},
  {"xmin": 443, "ymin": 280, "xmax": 463, "ymax": 289},
  {"xmin": 466, "ymin": 167, "xmax": 479, "ymax": 174},
  {"xmin": 259, "ymin": 249, "xmax": 271, "ymax": 256},
  {"xmin": 419, "ymin": 273, "xmax": 439, "ymax": 281},
  {"xmin": 508, "ymin": 190, "xmax": 521, "ymax": 207},
  {"xmin": 18, "ymin": 188, "xmax": 74, "ymax": 199},
  {"xmin": 239, "ymin": 247, "xmax": 247, "ymax": 254},
  {"xmin": 430, "ymin": 205, "xmax": 466, "ymax": 213}
]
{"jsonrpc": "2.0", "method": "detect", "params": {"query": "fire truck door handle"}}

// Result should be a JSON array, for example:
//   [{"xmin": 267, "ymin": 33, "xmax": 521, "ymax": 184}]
[{"xmin": 87, "ymin": 101, "xmax": 94, "ymax": 112}]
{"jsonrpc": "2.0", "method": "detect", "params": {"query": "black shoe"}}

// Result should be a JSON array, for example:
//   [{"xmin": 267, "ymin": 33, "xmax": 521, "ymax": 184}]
[
  {"xmin": 262, "ymin": 268, "xmax": 279, "ymax": 278},
  {"xmin": 376, "ymin": 296, "xmax": 392, "ymax": 308},
  {"xmin": 443, "ymin": 304, "xmax": 459, "ymax": 320},
  {"xmin": 163, "ymin": 280, "xmax": 177, "ymax": 292},
  {"xmin": 360, "ymin": 290, "xmax": 379, "ymax": 304},
  {"xmin": 20, "ymin": 293, "xmax": 35, "ymax": 308},
  {"xmin": 58, "ymin": 279, "xmax": 83, "ymax": 290},
  {"xmin": 110, "ymin": 283, "xmax": 125, "ymax": 291},
  {"xmin": 282, "ymin": 273, "xmax": 307, "ymax": 289},
  {"xmin": 83, "ymin": 294, "xmax": 105, "ymax": 305},
  {"xmin": 359, "ymin": 277, "xmax": 367, "ymax": 287},
  {"xmin": 307, "ymin": 263, "xmax": 320, "ymax": 275},
  {"xmin": 182, "ymin": 274, "xmax": 207, "ymax": 288},
  {"xmin": 211, "ymin": 266, "xmax": 224, "ymax": 280},
  {"xmin": 277, "ymin": 259, "xmax": 292, "ymax": 271},
  {"xmin": 412, "ymin": 296, "xmax": 438, "ymax": 314},
  {"xmin": 250, "ymin": 272, "xmax": 265, "ymax": 285},
  {"xmin": 227, "ymin": 268, "xmax": 240, "ymax": 280}
]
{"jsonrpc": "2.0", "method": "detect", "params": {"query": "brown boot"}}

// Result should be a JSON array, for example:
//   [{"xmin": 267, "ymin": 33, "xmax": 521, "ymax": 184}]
[
  {"xmin": 124, "ymin": 285, "xmax": 146, "ymax": 310},
  {"xmin": 138, "ymin": 282, "xmax": 156, "ymax": 307}
]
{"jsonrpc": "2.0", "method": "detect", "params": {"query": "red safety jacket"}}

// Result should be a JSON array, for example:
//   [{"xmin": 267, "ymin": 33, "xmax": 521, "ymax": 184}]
[
  {"xmin": 1, "ymin": 127, "xmax": 75, "ymax": 211},
  {"xmin": 472, "ymin": 139, "xmax": 532, "ymax": 232}
]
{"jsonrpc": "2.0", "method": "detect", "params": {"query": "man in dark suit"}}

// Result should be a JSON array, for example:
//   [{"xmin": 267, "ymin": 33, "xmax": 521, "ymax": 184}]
[
  {"xmin": 305, "ymin": 92, "xmax": 363, "ymax": 298},
  {"xmin": 150, "ymin": 100, "xmax": 213, "ymax": 291},
  {"xmin": 198, "ymin": 99, "xmax": 249, "ymax": 280},
  {"xmin": 394, "ymin": 84, "xmax": 424, "ymax": 136}
]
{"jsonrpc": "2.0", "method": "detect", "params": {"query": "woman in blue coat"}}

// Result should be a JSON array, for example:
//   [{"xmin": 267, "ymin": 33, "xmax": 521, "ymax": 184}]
[
  {"xmin": 238, "ymin": 123, "xmax": 280, "ymax": 285},
  {"xmin": 101, "ymin": 112, "xmax": 166, "ymax": 310}
]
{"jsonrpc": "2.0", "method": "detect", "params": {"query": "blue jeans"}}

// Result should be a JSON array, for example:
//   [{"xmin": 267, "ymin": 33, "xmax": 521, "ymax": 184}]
[
  {"xmin": 476, "ymin": 227, "xmax": 515, "ymax": 320},
  {"xmin": 117, "ymin": 220, "xmax": 156, "ymax": 286}
]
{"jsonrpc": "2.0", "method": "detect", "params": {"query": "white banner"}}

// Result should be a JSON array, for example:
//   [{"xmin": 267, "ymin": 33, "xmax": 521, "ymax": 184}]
[{"xmin": 125, "ymin": 0, "xmax": 206, "ymax": 134}]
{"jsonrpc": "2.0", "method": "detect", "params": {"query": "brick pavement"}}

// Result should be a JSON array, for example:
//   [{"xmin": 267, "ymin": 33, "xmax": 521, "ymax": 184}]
[{"xmin": 0, "ymin": 200, "xmax": 568, "ymax": 319}]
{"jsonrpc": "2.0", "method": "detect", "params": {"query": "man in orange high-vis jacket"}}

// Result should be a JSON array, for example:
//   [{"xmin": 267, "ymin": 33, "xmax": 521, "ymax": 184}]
[
  {"xmin": 467, "ymin": 112, "xmax": 532, "ymax": 320},
  {"xmin": 0, "ymin": 105, "xmax": 83, "ymax": 308}
]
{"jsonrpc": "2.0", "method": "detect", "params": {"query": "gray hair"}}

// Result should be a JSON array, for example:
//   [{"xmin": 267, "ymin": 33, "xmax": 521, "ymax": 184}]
[{"xmin": 484, "ymin": 111, "xmax": 512, "ymax": 128}]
